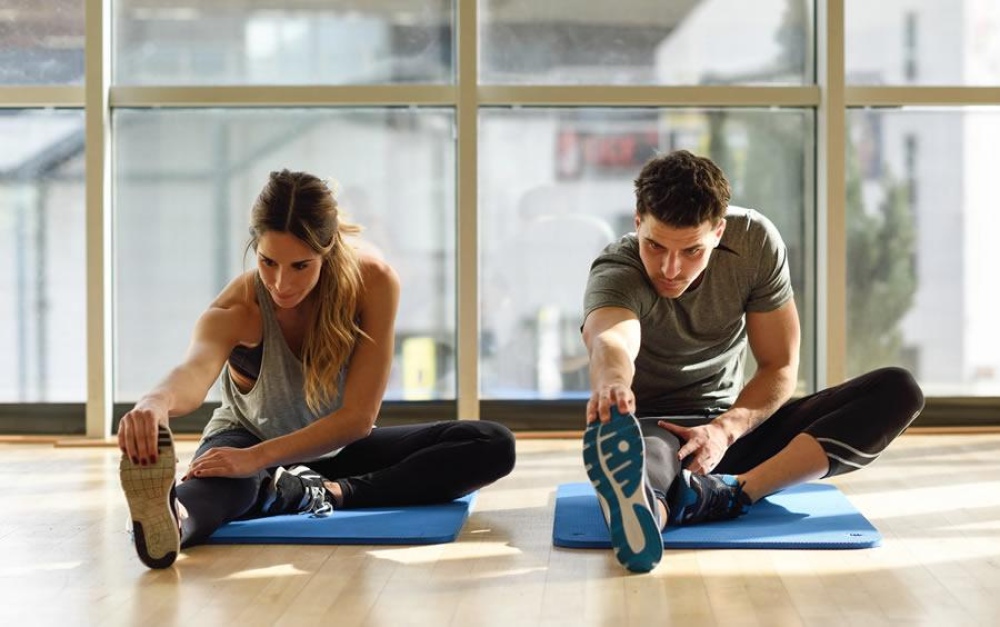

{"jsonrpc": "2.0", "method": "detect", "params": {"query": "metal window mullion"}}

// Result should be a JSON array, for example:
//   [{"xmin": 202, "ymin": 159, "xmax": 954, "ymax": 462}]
[
  {"xmin": 110, "ymin": 85, "xmax": 458, "ymax": 107},
  {"xmin": 817, "ymin": 0, "xmax": 847, "ymax": 388},
  {"xmin": 0, "ymin": 87, "xmax": 85, "ymax": 108},
  {"xmin": 456, "ymin": 1, "xmax": 479, "ymax": 420},
  {"xmin": 109, "ymin": 85, "xmax": 821, "ymax": 109},
  {"xmin": 84, "ymin": 0, "xmax": 112, "ymax": 439},
  {"xmin": 846, "ymin": 86, "xmax": 1000, "ymax": 106},
  {"xmin": 477, "ymin": 85, "xmax": 820, "ymax": 107}
]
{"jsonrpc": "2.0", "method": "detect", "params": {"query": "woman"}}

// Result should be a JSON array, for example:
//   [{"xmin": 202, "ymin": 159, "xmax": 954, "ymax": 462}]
[{"xmin": 118, "ymin": 169, "xmax": 516, "ymax": 569}]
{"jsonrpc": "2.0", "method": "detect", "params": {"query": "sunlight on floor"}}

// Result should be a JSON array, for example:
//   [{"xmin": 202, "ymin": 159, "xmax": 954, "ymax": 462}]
[
  {"xmin": 0, "ymin": 561, "xmax": 81, "ymax": 577},
  {"xmin": 471, "ymin": 486, "xmax": 557, "ymax": 511},
  {"xmin": 368, "ymin": 541, "xmax": 523, "ymax": 565},
  {"xmin": 464, "ymin": 566, "xmax": 550, "ymax": 580},
  {"xmin": 220, "ymin": 563, "xmax": 313, "ymax": 580},
  {"xmin": 848, "ymin": 481, "xmax": 1000, "ymax": 519},
  {"xmin": 948, "ymin": 520, "xmax": 1000, "ymax": 532}
]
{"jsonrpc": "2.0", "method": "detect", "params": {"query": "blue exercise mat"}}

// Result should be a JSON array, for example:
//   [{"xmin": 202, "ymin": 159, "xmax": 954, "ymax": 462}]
[
  {"xmin": 553, "ymin": 482, "xmax": 880, "ymax": 549},
  {"xmin": 207, "ymin": 493, "xmax": 476, "ymax": 545}
]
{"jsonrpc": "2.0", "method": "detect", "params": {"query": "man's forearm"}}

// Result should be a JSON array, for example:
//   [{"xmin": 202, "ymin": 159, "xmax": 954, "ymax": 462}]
[
  {"xmin": 589, "ymin": 334, "xmax": 637, "ymax": 390},
  {"xmin": 713, "ymin": 364, "xmax": 798, "ymax": 445}
]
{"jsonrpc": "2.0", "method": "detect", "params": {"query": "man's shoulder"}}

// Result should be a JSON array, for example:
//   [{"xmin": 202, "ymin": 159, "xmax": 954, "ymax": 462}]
[
  {"xmin": 593, "ymin": 232, "xmax": 641, "ymax": 265},
  {"xmin": 724, "ymin": 205, "xmax": 778, "ymax": 231},
  {"xmin": 588, "ymin": 233, "xmax": 650, "ymax": 285},
  {"xmin": 721, "ymin": 206, "xmax": 785, "ymax": 253},
  {"xmin": 585, "ymin": 233, "xmax": 654, "ymax": 315}
]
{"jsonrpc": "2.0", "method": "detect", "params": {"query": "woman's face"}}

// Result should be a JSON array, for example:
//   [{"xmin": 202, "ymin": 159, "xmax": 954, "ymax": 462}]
[{"xmin": 256, "ymin": 231, "xmax": 323, "ymax": 310}]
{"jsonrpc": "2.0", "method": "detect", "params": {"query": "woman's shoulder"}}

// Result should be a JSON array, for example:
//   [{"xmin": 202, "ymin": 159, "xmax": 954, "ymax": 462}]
[
  {"xmin": 355, "ymin": 253, "xmax": 400, "ymax": 321},
  {"xmin": 210, "ymin": 271, "xmax": 259, "ymax": 308},
  {"xmin": 358, "ymin": 252, "xmax": 400, "ymax": 291},
  {"xmin": 202, "ymin": 271, "xmax": 261, "ymax": 339}
]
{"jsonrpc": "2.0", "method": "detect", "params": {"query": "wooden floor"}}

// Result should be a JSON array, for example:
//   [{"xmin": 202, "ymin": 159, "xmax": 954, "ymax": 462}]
[{"xmin": 3, "ymin": 433, "xmax": 1000, "ymax": 626}]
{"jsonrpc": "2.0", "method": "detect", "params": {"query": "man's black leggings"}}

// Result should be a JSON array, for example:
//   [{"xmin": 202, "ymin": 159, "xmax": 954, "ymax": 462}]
[
  {"xmin": 175, "ymin": 420, "xmax": 516, "ymax": 548},
  {"xmin": 640, "ymin": 366, "xmax": 925, "ymax": 499}
]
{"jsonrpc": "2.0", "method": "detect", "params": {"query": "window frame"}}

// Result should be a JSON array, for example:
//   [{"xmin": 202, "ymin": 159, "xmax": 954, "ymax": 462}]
[{"xmin": 1, "ymin": 0, "xmax": 997, "ymax": 436}]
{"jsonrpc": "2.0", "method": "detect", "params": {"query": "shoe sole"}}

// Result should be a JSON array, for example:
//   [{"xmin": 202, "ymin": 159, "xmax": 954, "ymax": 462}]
[
  {"xmin": 583, "ymin": 411, "xmax": 663, "ymax": 573},
  {"xmin": 120, "ymin": 426, "xmax": 179, "ymax": 569}
]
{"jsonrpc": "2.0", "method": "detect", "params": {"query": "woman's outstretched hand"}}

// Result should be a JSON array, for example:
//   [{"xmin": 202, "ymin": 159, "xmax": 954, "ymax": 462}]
[
  {"xmin": 185, "ymin": 446, "xmax": 264, "ymax": 480},
  {"xmin": 118, "ymin": 402, "xmax": 168, "ymax": 465}
]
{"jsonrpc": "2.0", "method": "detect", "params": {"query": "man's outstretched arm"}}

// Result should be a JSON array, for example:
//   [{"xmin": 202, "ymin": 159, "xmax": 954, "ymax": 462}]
[{"xmin": 582, "ymin": 306, "xmax": 642, "ymax": 424}]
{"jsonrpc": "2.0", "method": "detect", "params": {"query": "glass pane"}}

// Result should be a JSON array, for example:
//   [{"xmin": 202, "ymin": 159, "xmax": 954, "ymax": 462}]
[
  {"xmin": 113, "ymin": 108, "xmax": 455, "ymax": 402},
  {"xmin": 480, "ymin": 108, "xmax": 813, "ymax": 400},
  {"xmin": 480, "ymin": 0, "xmax": 813, "ymax": 85},
  {"xmin": 0, "ymin": 109, "xmax": 86, "ymax": 401},
  {"xmin": 0, "ymin": 0, "xmax": 85, "ymax": 85},
  {"xmin": 846, "ymin": 108, "xmax": 1000, "ymax": 395},
  {"xmin": 114, "ymin": 1, "xmax": 452, "ymax": 85},
  {"xmin": 847, "ymin": 0, "xmax": 1000, "ymax": 85}
]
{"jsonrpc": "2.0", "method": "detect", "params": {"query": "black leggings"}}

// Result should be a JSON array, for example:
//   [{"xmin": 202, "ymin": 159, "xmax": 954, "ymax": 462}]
[
  {"xmin": 641, "ymin": 367, "xmax": 925, "ymax": 498},
  {"xmin": 175, "ymin": 420, "xmax": 516, "ymax": 548}
]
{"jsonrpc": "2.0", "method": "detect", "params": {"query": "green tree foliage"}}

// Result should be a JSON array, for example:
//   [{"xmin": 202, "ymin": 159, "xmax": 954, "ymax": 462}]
[
  {"xmin": 845, "ymin": 137, "xmax": 918, "ymax": 377},
  {"xmin": 702, "ymin": 0, "xmax": 917, "ymax": 384}
]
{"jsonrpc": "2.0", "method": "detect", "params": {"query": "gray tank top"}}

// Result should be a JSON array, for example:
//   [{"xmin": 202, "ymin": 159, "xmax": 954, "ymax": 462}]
[{"xmin": 202, "ymin": 274, "xmax": 346, "ymax": 457}]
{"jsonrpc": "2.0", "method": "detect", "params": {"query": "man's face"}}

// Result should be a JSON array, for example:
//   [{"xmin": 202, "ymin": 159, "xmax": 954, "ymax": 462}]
[{"xmin": 634, "ymin": 213, "xmax": 726, "ymax": 299}]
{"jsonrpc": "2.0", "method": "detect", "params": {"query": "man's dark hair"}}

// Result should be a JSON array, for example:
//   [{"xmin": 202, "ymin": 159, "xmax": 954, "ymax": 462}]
[{"xmin": 634, "ymin": 150, "xmax": 731, "ymax": 227}]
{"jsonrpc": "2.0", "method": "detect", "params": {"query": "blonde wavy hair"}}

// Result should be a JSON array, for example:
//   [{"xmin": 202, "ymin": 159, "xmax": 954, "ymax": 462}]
[{"xmin": 247, "ymin": 169, "xmax": 365, "ymax": 414}]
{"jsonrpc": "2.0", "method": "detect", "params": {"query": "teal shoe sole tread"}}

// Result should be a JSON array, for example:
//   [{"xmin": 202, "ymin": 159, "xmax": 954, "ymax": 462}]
[
  {"xmin": 119, "ymin": 426, "xmax": 179, "ymax": 569},
  {"xmin": 583, "ymin": 414, "xmax": 663, "ymax": 573}
]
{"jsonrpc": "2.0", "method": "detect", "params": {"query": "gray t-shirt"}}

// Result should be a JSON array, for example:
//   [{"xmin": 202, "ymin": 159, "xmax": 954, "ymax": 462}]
[{"xmin": 583, "ymin": 207, "xmax": 793, "ymax": 416}]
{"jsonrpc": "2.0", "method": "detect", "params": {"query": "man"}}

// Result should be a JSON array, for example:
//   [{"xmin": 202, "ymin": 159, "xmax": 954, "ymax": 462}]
[{"xmin": 581, "ymin": 150, "xmax": 924, "ymax": 572}]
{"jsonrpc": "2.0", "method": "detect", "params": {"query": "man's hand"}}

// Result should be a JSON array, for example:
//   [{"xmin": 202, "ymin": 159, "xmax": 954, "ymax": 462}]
[
  {"xmin": 587, "ymin": 384, "xmax": 636, "ymax": 424},
  {"xmin": 582, "ymin": 308, "xmax": 641, "ymax": 425},
  {"xmin": 185, "ymin": 446, "xmax": 263, "ymax": 480},
  {"xmin": 657, "ymin": 420, "xmax": 730, "ymax": 474}
]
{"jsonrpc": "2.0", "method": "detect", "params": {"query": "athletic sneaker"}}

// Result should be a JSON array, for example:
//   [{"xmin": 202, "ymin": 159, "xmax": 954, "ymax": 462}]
[
  {"xmin": 667, "ymin": 469, "xmax": 751, "ymax": 526},
  {"xmin": 583, "ymin": 407, "xmax": 663, "ymax": 573},
  {"xmin": 261, "ymin": 465, "xmax": 334, "ymax": 518},
  {"xmin": 119, "ymin": 425, "xmax": 180, "ymax": 569}
]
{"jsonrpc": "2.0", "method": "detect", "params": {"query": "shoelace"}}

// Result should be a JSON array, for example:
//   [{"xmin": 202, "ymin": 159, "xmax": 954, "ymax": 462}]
[
  {"xmin": 700, "ymin": 476, "xmax": 747, "ymax": 521},
  {"xmin": 304, "ymin": 486, "xmax": 334, "ymax": 518}
]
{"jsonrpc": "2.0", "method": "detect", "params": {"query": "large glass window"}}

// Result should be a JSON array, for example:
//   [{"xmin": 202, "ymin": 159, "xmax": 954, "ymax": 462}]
[
  {"xmin": 0, "ymin": 109, "xmax": 86, "ymax": 401},
  {"xmin": 480, "ymin": 107, "xmax": 814, "ymax": 399},
  {"xmin": 113, "ymin": 108, "xmax": 455, "ymax": 402},
  {"xmin": 480, "ymin": 0, "xmax": 813, "ymax": 85},
  {"xmin": 113, "ymin": 1, "xmax": 453, "ymax": 85},
  {"xmin": 845, "ymin": 108, "xmax": 1000, "ymax": 396},
  {"xmin": 846, "ymin": 0, "xmax": 1000, "ymax": 85},
  {"xmin": 11, "ymin": 0, "xmax": 998, "ymax": 431},
  {"xmin": 0, "ymin": 0, "xmax": 85, "ymax": 85}
]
